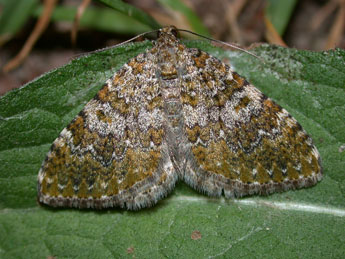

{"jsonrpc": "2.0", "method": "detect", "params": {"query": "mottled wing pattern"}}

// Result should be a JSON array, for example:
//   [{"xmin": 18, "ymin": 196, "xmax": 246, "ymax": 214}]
[
  {"xmin": 38, "ymin": 26, "xmax": 323, "ymax": 210},
  {"xmin": 38, "ymin": 51, "xmax": 177, "ymax": 210},
  {"xmin": 181, "ymin": 48, "xmax": 323, "ymax": 198}
]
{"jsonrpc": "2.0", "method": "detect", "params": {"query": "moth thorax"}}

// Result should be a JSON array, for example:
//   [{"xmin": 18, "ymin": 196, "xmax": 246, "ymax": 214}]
[{"xmin": 157, "ymin": 48, "xmax": 180, "ymax": 80}]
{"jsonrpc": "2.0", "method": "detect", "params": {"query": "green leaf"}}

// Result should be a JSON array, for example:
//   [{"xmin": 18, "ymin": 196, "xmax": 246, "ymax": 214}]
[
  {"xmin": 0, "ymin": 0, "xmax": 38, "ymax": 44},
  {"xmin": 265, "ymin": 0, "xmax": 298, "ymax": 35},
  {"xmin": 96, "ymin": 0, "xmax": 160, "ymax": 30},
  {"xmin": 157, "ymin": 0, "xmax": 210, "ymax": 36},
  {"xmin": 0, "ymin": 40, "xmax": 344, "ymax": 258},
  {"xmin": 32, "ymin": 4, "xmax": 153, "ymax": 35}
]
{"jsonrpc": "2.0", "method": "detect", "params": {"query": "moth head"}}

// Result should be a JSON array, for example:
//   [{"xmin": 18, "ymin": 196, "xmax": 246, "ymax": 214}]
[{"xmin": 158, "ymin": 26, "xmax": 179, "ymax": 39}]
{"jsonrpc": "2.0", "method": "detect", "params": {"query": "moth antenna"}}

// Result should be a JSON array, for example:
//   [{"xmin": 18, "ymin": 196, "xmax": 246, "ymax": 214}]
[
  {"xmin": 177, "ymin": 28, "xmax": 263, "ymax": 62},
  {"xmin": 113, "ymin": 29, "xmax": 159, "ymax": 47},
  {"xmin": 81, "ymin": 29, "xmax": 160, "ymax": 57}
]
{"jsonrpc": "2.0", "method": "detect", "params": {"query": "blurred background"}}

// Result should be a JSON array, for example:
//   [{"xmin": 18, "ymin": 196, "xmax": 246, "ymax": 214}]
[{"xmin": 1, "ymin": 0, "xmax": 344, "ymax": 95}]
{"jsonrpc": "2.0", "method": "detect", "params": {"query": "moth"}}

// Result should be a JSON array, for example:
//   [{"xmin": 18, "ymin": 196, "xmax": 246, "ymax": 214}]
[{"xmin": 38, "ymin": 26, "xmax": 322, "ymax": 210}]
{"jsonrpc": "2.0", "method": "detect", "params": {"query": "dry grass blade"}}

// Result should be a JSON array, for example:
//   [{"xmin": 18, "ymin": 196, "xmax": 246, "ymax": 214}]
[
  {"xmin": 71, "ymin": 0, "xmax": 91, "ymax": 46},
  {"xmin": 2, "ymin": 0, "xmax": 58, "ymax": 73},
  {"xmin": 325, "ymin": 0, "xmax": 345, "ymax": 49},
  {"xmin": 224, "ymin": 0, "xmax": 248, "ymax": 44},
  {"xmin": 264, "ymin": 16, "xmax": 287, "ymax": 47},
  {"xmin": 310, "ymin": 0, "xmax": 338, "ymax": 31}
]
